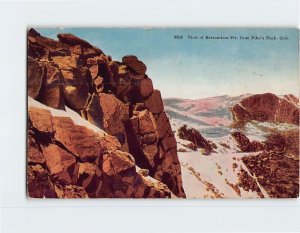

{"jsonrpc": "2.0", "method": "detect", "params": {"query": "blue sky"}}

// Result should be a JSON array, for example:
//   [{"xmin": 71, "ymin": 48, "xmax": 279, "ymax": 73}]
[{"xmin": 37, "ymin": 28, "xmax": 299, "ymax": 99}]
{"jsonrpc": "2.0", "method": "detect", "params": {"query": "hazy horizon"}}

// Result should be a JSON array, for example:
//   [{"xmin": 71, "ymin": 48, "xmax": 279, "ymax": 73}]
[
  {"xmin": 36, "ymin": 28, "xmax": 299, "ymax": 99},
  {"xmin": 162, "ymin": 92, "xmax": 298, "ymax": 100}
]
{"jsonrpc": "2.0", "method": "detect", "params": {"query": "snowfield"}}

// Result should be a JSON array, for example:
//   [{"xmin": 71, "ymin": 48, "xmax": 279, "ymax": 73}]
[{"xmin": 165, "ymin": 95, "xmax": 298, "ymax": 198}]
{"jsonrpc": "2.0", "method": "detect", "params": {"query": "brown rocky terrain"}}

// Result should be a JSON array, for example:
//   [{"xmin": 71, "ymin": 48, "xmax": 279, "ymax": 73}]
[
  {"xmin": 231, "ymin": 93, "xmax": 299, "ymax": 127},
  {"xmin": 173, "ymin": 93, "xmax": 299, "ymax": 198},
  {"xmin": 231, "ymin": 131, "xmax": 264, "ymax": 152},
  {"xmin": 27, "ymin": 28, "xmax": 185, "ymax": 198},
  {"xmin": 27, "ymin": 104, "xmax": 172, "ymax": 198},
  {"xmin": 177, "ymin": 124, "xmax": 216, "ymax": 155},
  {"xmin": 242, "ymin": 152, "xmax": 299, "ymax": 198},
  {"xmin": 229, "ymin": 93, "xmax": 299, "ymax": 198}
]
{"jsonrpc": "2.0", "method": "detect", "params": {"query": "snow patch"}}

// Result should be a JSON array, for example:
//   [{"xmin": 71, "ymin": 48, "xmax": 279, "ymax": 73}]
[{"xmin": 28, "ymin": 97, "xmax": 106, "ymax": 135}]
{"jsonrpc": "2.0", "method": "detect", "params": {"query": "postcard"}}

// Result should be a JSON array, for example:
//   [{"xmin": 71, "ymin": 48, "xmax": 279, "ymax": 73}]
[{"xmin": 27, "ymin": 28, "xmax": 299, "ymax": 198}]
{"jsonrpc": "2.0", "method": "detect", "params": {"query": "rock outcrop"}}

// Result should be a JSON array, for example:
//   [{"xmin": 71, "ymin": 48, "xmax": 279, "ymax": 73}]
[
  {"xmin": 242, "ymin": 151, "xmax": 299, "ymax": 198},
  {"xmin": 231, "ymin": 131, "xmax": 264, "ymax": 152},
  {"xmin": 231, "ymin": 93, "xmax": 299, "ymax": 126},
  {"xmin": 177, "ymin": 124, "xmax": 216, "ymax": 155},
  {"xmin": 27, "ymin": 102, "xmax": 172, "ymax": 198},
  {"xmin": 27, "ymin": 28, "xmax": 185, "ymax": 198}
]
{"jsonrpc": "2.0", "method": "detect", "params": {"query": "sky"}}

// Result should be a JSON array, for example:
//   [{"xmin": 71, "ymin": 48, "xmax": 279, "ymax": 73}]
[{"xmin": 37, "ymin": 28, "xmax": 299, "ymax": 99}]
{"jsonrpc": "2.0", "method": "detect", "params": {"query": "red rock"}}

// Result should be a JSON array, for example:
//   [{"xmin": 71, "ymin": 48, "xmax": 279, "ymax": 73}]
[
  {"xmin": 178, "ymin": 125, "xmax": 214, "ymax": 154},
  {"xmin": 89, "ymin": 64, "xmax": 99, "ymax": 79},
  {"xmin": 28, "ymin": 57, "xmax": 44, "ymax": 99},
  {"xmin": 86, "ymin": 54, "xmax": 106, "ymax": 67},
  {"xmin": 28, "ymin": 42, "xmax": 49, "ymax": 60},
  {"xmin": 52, "ymin": 55, "xmax": 80, "ymax": 69},
  {"xmin": 276, "ymin": 98, "xmax": 299, "ymax": 125},
  {"xmin": 141, "ymin": 132, "xmax": 158, "ymax": 145},
  {"xmin": 77, "ymin": 162, "xmax": 102, "ymax": 197},
  {"xmin": 60, "ymin": 67, "xmax": 90, "ymax": 111},
  {"xmin": 135, "ymin": 78, "xmax": 153, "ymax": 98},
  {"xmin": 144, "ymin": 90, "xmax": 164, "ymax": 114},
  {"xmin": 69, "ymin": 45, "xmax": 82, "ymax": 55},
  {"xmin": 57, "ymin": 33, "xmax": 103, "ymax": 56},
  {"xmin": 82, "ymin": 93, "xmax": 102, "ymax": 128},
  {"xmin": 97, "ymin": 93, "xmax": 129, "ymax": 151},
  {"xmin": 58, "ymin": 33, "xmax": 92, "ymax": 47},
  {"xmin": 34, "ymin": 35, "xmax": 69, "ymax": 56},
  {"xmin": 98, "ymin": 93, "xmax": 129, "ymax": 133},
  {"xmin": 55, "ymin": 184, "xmax": 89, "ymax": 198},
  {"xmin": 28, "ymin": 133, "xmax": 45, "ymax": 164},
  {"xmin": 134, "ymin": 103, "xmax": 146, "ymax": 111},
  {"xmin": 137, "ymin": 110, "xmax": 157, "ymax": 135},
  {"xmin": 43, "ymin": 144, "xmax": 77, "ymax": 184},
  {"xmin": 28, "ymin": 28, "xmax": 41, "ymax": 37},
  {"xmin": 53, "ymin": 116, "xmax": 103, "ymax": 162},
  {"xmin": 142, "ymin": 144, "xmax": 158, "ymax": 167},
  {"xmin": 27, "ymin": 30, "xmax": 186, "ymax": 198},
  {"xmin": 156, "ymin": 111, "xmax": 170, "ymax": 138},
  {"xmin": 27, "ymin": 164, "xmax": 57, "ymax": 198},
  {"xmin": 231, "ymin": 93, "xmax": 299, "ymax": 126},
  {"xmin": 284, "ymin": 94, "xmax": 299, "ymax": 105},
  {"xmin": 242, "ymin": 152, "xmax": 299, "ymax": 198},
  {"xmin": 115, "ymin": 75, "xmax": 133, "ymax": 98},
  {"xmin": 93, "ymin": 76, "xmax": 104, "ymax": 93},
  {"xmin": 38, "ymin": 61, "xmax": 65, "ymax": 109},
  {"xmin": 250, "ymin": 140, "xmax": 265, "ymax": 152},
  {"xmin": 117, "ymin": 64, "xmax": 128, "ymax": 76},
  {"xmin": 161, "ymin": 132, "xmax": 177, "ymax": 151},
  {"xmin": 98, "ymin": 134, "xmax": 121, "ymax": 153},
  {"xmin": 122, "ymin": 55, "xmax": 147, "ymax": 75},
  {"xmin": 231, "ymin": 131, "xmax": 264, "ymax": 152},
  {"xmin": 28, "ymin": 107, "xmax": 53, "ymax": 133},
  {"xmin": 102, "ymin": 150, "xmax": 135, "ymax": 176},
  {"xmin": 183, "ymin": 142, "xmax": 198, "ymax": 151},
  {"xmin": 27, "ymin": 104, "xmax": 173, "ymax": 199},
  {"xmin": 231, "ymin": 131, "xmax": 252, "ymax": 152}
]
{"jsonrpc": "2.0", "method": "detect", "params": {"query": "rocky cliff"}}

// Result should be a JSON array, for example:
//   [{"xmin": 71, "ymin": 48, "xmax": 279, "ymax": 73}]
[
  {"xmin": 27, "ymin": 28, "xmax": 185, "ymax": 198},
  {"xmin": 231, "ymin": 93, "xmax": 299, "ymax": 126}
]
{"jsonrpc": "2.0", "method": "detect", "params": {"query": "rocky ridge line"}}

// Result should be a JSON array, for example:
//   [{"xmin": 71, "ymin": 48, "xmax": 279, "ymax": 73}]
[{"xmin": 27, "ymin": 28, "xmax": 185, "ymax": 198}]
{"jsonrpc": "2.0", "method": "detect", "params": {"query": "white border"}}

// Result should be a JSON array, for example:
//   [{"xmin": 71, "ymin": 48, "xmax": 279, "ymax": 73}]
[{"xmin": 0, "ymin": 0, "xmax": 299, "ymax": 232}]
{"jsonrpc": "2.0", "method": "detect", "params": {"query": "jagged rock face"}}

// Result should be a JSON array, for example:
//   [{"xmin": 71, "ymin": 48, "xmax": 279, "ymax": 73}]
[
  {"xmin": 264, "ymin": 130, "xmax": 299, "ymax": 159},
  {"xmin": 27, "ymin": 28, "xmax": 185, "ymax": 198},
  {"xmin": 231, "ymin": 93, "xmax": 299, "ymax": 126},
  {"xmin": 231, "ymin": 132, "xmax": 264, "ymax": 152},
  {"xmin": 177, "ymin": 124, "xmax": 216, "ymax": 155},
  {"xmin": 242, "ymin": 152, "xmax": 299, "ymax": 198},
  {"xmin": 27, "ymin": 105, "xmax": 171, "ymax": 198}
]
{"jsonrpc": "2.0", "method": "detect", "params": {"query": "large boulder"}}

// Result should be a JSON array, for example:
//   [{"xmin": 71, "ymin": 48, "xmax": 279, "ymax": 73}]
[
  {"xmin": 28, "ymin": 107, "xmax": 54, "ymax": 134},
  {"xmin": 60, "ymin": 67, "xmax": 91, "ymax": 111},
  {"xmin": 96, "ymin": 93, "xmax": 130, "ymax": 151},
  {"xmin": 144, "ymin": 90, "xmax": 164, "ymax": 114},
  {"xmin": 177, "ymin": 124, "xmax": 215, "ymax": 154},
  {"xmin": 77, "ymin": 162, "xmax": 102, "ymax": 197},
  {"xmin": 52, "ymin": 116, "xmax": 105, "ymax": 162},
  {"xmin": 102, "ymin": 150, "xmax": 135, "ymax": 176},
  {"xmin": 122, "ymin": 55, "xmax": 147, "ymax": 75},
  {"xmin": 43, "ymin": 144, "xmax": 77, "ymax": 184},
  {"xmin": 37, "ymin": 61, "xmax": 65, "ymax": 109},
  {"xmin": 28, "ymin": 132, "xmax": 45, "ymax": 164},
  {"xmin": 27, "ymin": 164, "xmax": 57, "ymax": 198},
  {"xmin": 231, "ymin": 131, "xmax": 264, "ymax": 152},
  {"xmin": 28, "ymin": 57, "xmax": 44, "ymax": 99}
]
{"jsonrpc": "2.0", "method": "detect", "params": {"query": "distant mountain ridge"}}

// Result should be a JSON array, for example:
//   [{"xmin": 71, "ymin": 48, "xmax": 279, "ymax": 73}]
[{"xmin": 163, "ymin": 94, "xmax": 251, "ymax": 127}]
